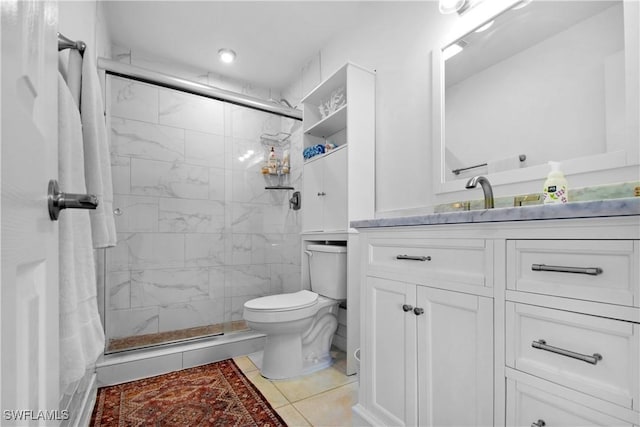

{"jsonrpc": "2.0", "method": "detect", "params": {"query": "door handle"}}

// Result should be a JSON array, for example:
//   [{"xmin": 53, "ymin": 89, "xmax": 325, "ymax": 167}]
[{"xmin": 48, "ymin": 179, "xmax": 98, "ymax": 221}]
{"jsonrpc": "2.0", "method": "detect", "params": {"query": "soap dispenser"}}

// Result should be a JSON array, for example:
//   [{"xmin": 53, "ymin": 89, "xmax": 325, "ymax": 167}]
[{"xmin": 543, "ymin": 161, "xmax": 568, "ymax": 204}]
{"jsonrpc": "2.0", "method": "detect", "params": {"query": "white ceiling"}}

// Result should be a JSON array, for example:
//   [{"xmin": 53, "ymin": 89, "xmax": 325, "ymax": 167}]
[{"xmin": 102, "ymin": 1, "xmax": 373, "ymax": 91}]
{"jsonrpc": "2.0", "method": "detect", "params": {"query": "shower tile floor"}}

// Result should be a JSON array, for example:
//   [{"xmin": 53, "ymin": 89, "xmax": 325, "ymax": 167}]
[
  {"xmin": 233, "ymin": 349, "xmax": 358, "ymax": 426},
  {"xmin": 107, "ymin": 320, "xmax": 249, "ymax": 352}
]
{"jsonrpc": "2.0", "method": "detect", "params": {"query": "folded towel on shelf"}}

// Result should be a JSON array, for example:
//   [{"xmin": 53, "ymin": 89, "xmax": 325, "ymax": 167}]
[
  {"xmin": 303, "ymin": 144, "xmax": 326, "ymax": 160},
  {"xmin": 80, "ymin": 49, "xmax": 117, "ymax": 248}
]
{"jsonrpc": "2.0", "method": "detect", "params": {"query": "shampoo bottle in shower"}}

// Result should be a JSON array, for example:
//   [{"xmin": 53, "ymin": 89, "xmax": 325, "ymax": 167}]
[
  {"xmin": 268, "ymin": 147, "xmax": 278, "ymax": 174},
  {"xmin": 543, "ymin": 161, "xmax": 568, "ymax": 204}
]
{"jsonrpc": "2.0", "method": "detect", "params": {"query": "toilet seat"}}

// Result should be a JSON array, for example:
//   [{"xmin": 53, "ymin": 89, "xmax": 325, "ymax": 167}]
[
  {"xmin": 244, "ymin": 290, "xmax": 320, "ymax": 323},
  {"xmin": 244, "ymin": 290, "xmax": 318, "ymax": 312}
]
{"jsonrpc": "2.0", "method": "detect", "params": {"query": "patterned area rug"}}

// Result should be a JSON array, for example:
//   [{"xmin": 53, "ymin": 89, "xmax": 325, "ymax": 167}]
[{"xmin": 90, "ymin": 359, "xmax": 287, "ymax": 426}]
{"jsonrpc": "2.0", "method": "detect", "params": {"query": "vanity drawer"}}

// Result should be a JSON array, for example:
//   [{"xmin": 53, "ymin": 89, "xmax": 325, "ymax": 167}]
[
  {"xmin": 506, "ymin": 240, "xmax": 639, "ymax": 306},
  {"xmin": 506, "ymin": 373, "xmax": 635, "ymax": 427},
  {"xmin": 506, "ymin": 302, "xmax": 640, "ymax": 409},
  {"xmin": 367, "ymin": 238, "xmax": 490, "ymax": 287}
]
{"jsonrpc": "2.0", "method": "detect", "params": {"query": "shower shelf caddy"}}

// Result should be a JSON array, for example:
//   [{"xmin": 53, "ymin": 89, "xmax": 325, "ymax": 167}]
[{"xmin": 261, "ymin": 132, "xmax": 294, "ymax": 190}]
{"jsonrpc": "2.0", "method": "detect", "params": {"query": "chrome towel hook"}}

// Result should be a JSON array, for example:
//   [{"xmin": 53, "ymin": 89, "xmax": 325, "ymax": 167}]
[{"xmin": 48, "ymin": 179, "xmax": 98, "ymax": 221}]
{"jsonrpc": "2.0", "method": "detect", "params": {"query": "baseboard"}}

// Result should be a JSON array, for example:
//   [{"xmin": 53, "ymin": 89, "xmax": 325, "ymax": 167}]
[
  {"xmin": 352, "ymin": 404, "xmax": 384, "ymax": 427},
  {"xmin": 60, "ymin": 371, "xmax": 98, "ymax": 427}
]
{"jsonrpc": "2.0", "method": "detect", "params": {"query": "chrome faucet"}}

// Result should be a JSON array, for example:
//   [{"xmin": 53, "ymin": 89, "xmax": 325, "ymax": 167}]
[{"xmin": 465, "ymin": 176, "xmax": 494, "ymax": 209}]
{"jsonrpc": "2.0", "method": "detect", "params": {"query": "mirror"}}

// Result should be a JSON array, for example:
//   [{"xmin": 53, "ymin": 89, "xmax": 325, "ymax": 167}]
[{"xmin": 435, "ymin": 0, "xmax": 638, "ymax": 192}]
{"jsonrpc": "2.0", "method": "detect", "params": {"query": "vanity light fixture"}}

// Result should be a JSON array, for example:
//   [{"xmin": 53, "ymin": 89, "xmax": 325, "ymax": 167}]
[
  {"xmin": 439, "ymin": 0, "xmax": 468, "ymax": 14},
  {"xmin": 218, "ymin": 48, "xmax": 236, "ymax": 64},
  {"xmin": 443, "ymin": 40, "xmax": 467, "ymax": 60},
  {"xmin": 475, "ymin": 20, "xmax": 495, "ymax": 32},
  {"xmin": 512, "ymin": 0, "xmax": 533, "ymax": 10},
  {"xmin": 439, "ymin": 0, "xmax": 482, "ymax": 15}
]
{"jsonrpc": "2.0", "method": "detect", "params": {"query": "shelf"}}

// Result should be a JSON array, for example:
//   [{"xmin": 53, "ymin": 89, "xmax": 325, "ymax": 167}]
[
  {"xmin": 304, "ymin": 144, "xmax": 347, "ymax": 164},
  {"xmin": 260, "ymin": 132, "xmax": 291, "ymax": 147},
  {"xmin": 304, "ymin": 104, "xmax": 347, "ymax": 138},
  {"xmin": 301, "ymin": 65, "xmax": 347, "ymax": 106}
]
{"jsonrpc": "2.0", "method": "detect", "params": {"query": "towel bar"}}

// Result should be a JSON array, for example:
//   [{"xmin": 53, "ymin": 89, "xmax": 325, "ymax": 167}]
[
  {"xmin": 57, "ymin": 32, "xmax": 86, "ymax": 55},
  {"xmin": 452, "ymin": 154, "xmax": 526, "ymax": 175}
]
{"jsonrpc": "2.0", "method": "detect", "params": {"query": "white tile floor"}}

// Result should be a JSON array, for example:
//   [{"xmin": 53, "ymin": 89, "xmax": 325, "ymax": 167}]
[{"xmin": 233, "ymin": 350, "xmax": 359, "ymax": 426}]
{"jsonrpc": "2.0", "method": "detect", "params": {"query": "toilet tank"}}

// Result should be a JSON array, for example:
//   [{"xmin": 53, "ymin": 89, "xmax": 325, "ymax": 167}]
[{"xmin": 307, "ymin": 244, "xmax": 347, "ymax": 300}]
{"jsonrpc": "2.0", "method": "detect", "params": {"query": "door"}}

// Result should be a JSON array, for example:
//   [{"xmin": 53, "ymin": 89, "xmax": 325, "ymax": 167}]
[
  {"xmin": 302, "ymin": 156, "xmax": 323, "ymax": 231},
  {"xmin": 1, "ymin": 1, "xmax": 60, "ymax": 424},
  {"xmin": 363, "ymin": 276, "xmax": 418, "ymax": 427},
  {"xmin": 416, "ymin": 286, "xmax": 494, "ymax": 427},
  {"xmin": 322, "ymin": 147, "xmax": 347, "ymax": 231}
]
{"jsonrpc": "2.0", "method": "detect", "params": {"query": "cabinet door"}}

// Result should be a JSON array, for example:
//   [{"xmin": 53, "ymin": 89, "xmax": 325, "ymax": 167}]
[
  {"xmin": 416, "ymin": 287, "xmax": 494, "ymax": 427},
  {"xmin": 302, "ymin": 158, "xmax": 324, "ymax": 231},
  {"xmin": 322, "ymin": 147, "xmax": 348, "ymax": 231},
  {"xmin": 363, "ymin": 276, "xmax": 418, "ymax": 427}
]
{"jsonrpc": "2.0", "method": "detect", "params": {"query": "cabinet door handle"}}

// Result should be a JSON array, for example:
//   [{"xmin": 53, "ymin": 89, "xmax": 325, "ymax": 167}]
[
  {"xmin": 531, "ymin": 419, "xmax": 546, "ymax": 427},
  {"xmin": 317, "ymin": 191, "xmax": 326, "ymax": 196},
  {"xmin": 531, "ymin": 263, "xmax": 603, "ymax": 276},
  {"xmin": 413, "ymin": 307, "xmax": 424, "ymax": 316},
  {"xmin": 532, "ymin": 339, "xmax": 603, "ymax": 365},
  {"xmin": 402, "ymin": 304, "xmax": 413, "ymax": 312},
  {"xmin": 396, "ymin": 255, "xmax": 431, "ymax": 261}
]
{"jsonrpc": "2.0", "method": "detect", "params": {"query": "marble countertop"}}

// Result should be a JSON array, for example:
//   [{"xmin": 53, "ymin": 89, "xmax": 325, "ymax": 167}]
[{"xmin": 351, "ymin": 198, "xmax": 640, "ymax": 228}]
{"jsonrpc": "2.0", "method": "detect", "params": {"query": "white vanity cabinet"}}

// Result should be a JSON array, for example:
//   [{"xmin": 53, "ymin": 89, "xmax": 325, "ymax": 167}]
[
  {"xmin": 353, "ymin": 214, "xmax": 640, "ymax": 427},
  {"xmin": 358, "ymin": 236, "xmax": 494, "ymax": 427}
]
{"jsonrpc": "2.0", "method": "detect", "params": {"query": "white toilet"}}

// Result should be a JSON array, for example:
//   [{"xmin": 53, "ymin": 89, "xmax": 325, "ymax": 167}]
[{"xmin": 243, "ymin": 244, "xmax": 347, "ymax": 379}]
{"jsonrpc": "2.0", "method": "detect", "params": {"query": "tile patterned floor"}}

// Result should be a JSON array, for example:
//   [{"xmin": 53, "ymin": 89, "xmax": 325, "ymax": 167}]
[{"xmin": 233, "ymin": 350, "xmax": 359, "ymax": 427}]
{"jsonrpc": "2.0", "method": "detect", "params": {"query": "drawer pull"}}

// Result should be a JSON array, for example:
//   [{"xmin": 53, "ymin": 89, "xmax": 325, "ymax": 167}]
[
  {"xmin": 532, "ymin": 339, "xmax": 603, "ymax": 365},
  {"xmin": 402, "ymin": 304, "xmax": 414, "ymax": 312},
  {"xmin": 396, "ymin": 255, "xmax": 431, "ymax": 261},
  {"xmin": 531, "ymin": 420, "xmax": 546, "ymax": 427},
  {"xmin": 531, "ymin": 263, "xmax": 603, "ymax": 276}
]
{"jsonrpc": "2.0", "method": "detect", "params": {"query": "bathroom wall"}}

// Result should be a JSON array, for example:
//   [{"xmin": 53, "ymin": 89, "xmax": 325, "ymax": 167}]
[
  {"xmin": 104, "ymin": 75, "xmax": 302, "ymax": 346},
  {"xmin": 283, "ymin": 1, "xmax": 640, "ymax": 215},
  {"xmin": 282, "ymin": 2, "xmax": 448, "ymax": 214}
]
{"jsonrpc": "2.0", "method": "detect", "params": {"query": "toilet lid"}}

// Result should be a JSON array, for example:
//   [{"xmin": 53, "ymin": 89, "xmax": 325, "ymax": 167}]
[{"xmin": 244, "ymin": 290, "xmax": 318, "ymax": 312}]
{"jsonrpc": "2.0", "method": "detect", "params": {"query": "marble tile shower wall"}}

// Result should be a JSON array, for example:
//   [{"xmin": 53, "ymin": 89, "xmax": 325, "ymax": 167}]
[{"xmin": 105, "ymin": 75, "xmax": 302, "ymax": 342}]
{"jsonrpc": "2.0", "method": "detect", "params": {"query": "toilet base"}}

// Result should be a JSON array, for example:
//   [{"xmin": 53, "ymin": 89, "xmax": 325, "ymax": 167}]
[
  {"xmin": 248, "ymin": 350, "xmax": 334, "ymax": 380},
  {"xmin": 244, "ymin": 297, "xmax": 340, "ymax": 380}
]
